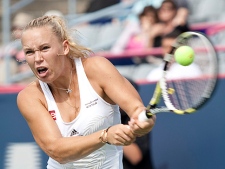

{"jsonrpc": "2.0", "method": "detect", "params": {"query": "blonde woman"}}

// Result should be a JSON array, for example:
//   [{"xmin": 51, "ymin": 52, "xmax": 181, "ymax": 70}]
[{"xmin": 17, "ymin": 15, "xmax": 155, "ymax": 169}]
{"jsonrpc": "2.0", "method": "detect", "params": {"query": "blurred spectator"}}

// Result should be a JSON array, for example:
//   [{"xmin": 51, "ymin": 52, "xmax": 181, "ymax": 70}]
[
  {"xmin": 157, "ymin": 0, "xmax": 190, "ymax": 36},
  {"xmin": 121, "ymin": 78, "xmax": 154, "ymax": 169},
  {"xmin": 121, "ymin": 0, "xmax": 189, "ymax": 29},
  {"xmin": 12, "ymin": 13, "xmax": 33, "ymax": 40},
  {"xmin": 111, "ymin": 5, "xmax": 163, "ymax": 53},
  {"xmin": 119, "ymin": 0, "xmax": 190, "ymax": 49},
  {"xmin": 126, "ymin": 6, "xmax": 162, "ymax": 49},
  {"xmin": 0, "ymin": 12, "xmax": 33, "ymax": 83},
  {"xmin": 11, "ymin": 12, "xmax": 34, "ymax": 72},
  {"xmin": 146, "ymin": 30, "xmax": 202, "ymax": 81},
  {"xmin": 111, "ymin": 0, "xmax": 190, "ymax": 54},
  {"xmin": 5, "ymin": 13, "xmax": 33, "ymax": 69}
]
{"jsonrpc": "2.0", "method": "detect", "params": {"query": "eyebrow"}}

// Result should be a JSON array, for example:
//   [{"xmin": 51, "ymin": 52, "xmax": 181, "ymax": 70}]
[
  {"xmin": 23, "ymin": 43, "xmax": 50, "ymax": 50},
  {"xmin": 23, "ymin": 46, "xmax": 32, "ymax": 51}
]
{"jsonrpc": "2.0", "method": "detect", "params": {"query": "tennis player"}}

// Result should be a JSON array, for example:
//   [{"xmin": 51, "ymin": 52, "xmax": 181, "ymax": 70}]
[{"xmin": 17, "ymin": 15, "xmax": 155, "ymax": 168}]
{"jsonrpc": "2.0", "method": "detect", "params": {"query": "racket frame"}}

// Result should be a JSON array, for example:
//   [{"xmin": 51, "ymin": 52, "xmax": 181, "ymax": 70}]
[{"xmin": 142, "ymin": 31, "xmax": 218, "ymax": 119}]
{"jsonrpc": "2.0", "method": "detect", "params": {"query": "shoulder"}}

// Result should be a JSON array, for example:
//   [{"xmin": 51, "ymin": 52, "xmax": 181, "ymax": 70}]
[
  {"xmin": 83, "ymin": 55, "xmax": 112, "ymax": 65},
  {"xmin": 18, "ymin": 80, "xmax": 41, "ymax": 96},
  {"xmin": 82, "ymin": 56, "xmax": 116, "ymax": 75},
  {"xmin": 17, "ymin": 80, "xmax": 46, "ymax": 111},
  {"xmin": 81, "ymin": 55, "xmax": 123, "ymax": 90}
]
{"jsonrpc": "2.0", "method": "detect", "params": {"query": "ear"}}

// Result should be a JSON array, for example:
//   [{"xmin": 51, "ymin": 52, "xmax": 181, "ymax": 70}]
[{"xmin": 62, "ymin": 40, "xmax": 69, "ymax": 55}]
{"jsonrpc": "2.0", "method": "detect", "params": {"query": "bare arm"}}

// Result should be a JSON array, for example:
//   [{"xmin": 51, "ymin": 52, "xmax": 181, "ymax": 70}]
[
  {"xmin": 173, "ymin": 7, "xmax": 189, "ymax": 26},
  {"xmin": 17, "ymin": 56, "xmax": 155, "ymax": 164},
  {"xmin": 85, "ymin": 56, "xmax": 145, "ymax": 117},
  {"xmin": 17, "ymin": 83, "xmax": 135, "ymax": 164},
  {"xmin": 123, "ymin": 143, "xmax": 142, "ymax": 165},
  {"xmin": 85, "ymin": 56, "xmax": 156, "ymax": 136}
]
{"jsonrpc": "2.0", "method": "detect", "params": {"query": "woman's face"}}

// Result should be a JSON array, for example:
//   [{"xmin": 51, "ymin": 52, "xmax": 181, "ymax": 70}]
[
  {"xmin": 21, "ymin": 26, "xmax": 69, "ymax": 83},
  {"xmin": 158, "ymin": 2, "xmax": 176, "ymax": 23}
]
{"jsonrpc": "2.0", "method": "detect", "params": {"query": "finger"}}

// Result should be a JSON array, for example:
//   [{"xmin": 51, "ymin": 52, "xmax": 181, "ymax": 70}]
[
  {"xmin": 114, "ymin": 130, "xmax": 136, "ymax": 145},
  {"xmin": 118, "ymin": 131, "xmax": 134, "ymax": 142},
  {"xmin": 128, "ymin": 121, "xmax": 149, "ymax": 136}
]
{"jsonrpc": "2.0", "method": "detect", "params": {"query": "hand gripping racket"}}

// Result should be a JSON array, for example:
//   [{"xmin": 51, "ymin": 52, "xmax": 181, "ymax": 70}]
[{"xmin": 139, "ymin": 31, "xmax": 218, "ymax": 121}]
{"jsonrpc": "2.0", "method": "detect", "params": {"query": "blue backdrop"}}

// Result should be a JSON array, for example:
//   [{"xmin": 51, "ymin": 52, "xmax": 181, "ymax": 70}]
[
  {"xmin": 0, "ymin": 78, "xmax": 224, "ymax": 169},
  {"xmin": 139, "ymin": 78, "xmax": 225, "ymax": 169}
]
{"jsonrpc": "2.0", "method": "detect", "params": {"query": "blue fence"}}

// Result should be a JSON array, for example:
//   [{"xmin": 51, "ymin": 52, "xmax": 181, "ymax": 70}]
[{"xmin": 0, "ymin": 78, "xmax": 225, "ymax": 169}]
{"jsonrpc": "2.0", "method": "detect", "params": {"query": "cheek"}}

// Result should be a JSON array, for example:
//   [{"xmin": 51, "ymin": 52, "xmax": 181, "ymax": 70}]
[
  {"xmin": 25, "ymin": 57, "xmax": 34, "ymax": 67},
  {"xmin": 48, "ymin": 55, "xmax": 66, "ymax": 71}
]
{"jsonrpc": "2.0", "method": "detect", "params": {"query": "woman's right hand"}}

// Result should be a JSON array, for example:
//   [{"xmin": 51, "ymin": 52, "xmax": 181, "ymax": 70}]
[{"xmin": 106, "ymin": 124, "xmax": 136, "ymax": 146}]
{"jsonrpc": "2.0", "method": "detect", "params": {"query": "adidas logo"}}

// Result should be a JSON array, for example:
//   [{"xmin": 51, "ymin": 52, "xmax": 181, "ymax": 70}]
[{"xmin": 70, "ymin": 129, "xmax": 79, "ymax": 136}]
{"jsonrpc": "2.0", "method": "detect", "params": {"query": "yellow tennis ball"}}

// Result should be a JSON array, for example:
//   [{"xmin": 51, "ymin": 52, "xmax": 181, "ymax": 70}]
[{"xmin": 174, "ymin": 46, "xmax": 195, "ymax": 66}]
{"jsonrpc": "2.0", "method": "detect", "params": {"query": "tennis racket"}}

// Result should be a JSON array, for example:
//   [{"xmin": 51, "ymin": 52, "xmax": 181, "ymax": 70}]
[{"xmin": 139, "ymin": 31, "xmax": 218, "ymax": 121}]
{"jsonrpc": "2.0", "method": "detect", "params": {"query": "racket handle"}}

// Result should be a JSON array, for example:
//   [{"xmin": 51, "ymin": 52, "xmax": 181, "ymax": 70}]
[{"xmin": 138, "ymin": 110, "xmax": 152, "ymax": 122}]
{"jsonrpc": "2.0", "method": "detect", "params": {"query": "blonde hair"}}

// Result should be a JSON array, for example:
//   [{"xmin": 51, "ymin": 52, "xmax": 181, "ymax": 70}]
[{"xmin": 23, "ymin": 15, "xmax": 92, "ymax": 58}]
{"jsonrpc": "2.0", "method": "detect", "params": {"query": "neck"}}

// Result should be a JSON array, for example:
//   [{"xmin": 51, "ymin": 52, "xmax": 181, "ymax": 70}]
[{"xmin": 51, "ymin": 69, "xmax": 73, "ymax": 94}]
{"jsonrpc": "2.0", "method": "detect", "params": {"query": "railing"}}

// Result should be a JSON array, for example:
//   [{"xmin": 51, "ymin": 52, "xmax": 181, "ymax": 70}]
[
  {"xmin": 1, "ymin": 44, "xmax": 225, "ymax": 88},
  {"xmin": 67, "ymin": 1, "xmax": 135, "ymax": 27},
  {"xmin": 2, "ymin": 0, "xmax": 225, "ymax": 84},
  {"xmin": 1, "ymin": 1, "xmax": 136, "ymax": 84}
]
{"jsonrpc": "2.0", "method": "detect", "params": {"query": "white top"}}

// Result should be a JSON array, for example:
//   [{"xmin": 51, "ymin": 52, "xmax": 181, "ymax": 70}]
[{"xmin": 39, "ymin": 58, "xmax": 123, "ymax": 169}]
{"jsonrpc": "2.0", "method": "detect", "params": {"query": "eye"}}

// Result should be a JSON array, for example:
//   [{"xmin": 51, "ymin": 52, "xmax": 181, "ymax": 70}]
[
  {"xmin": 42, "ymin": 46, "xmax": 50, "ymax": 51},
  {"xmin": 25, "ymin": 50, "xmax": 34, "ymax": 56}
]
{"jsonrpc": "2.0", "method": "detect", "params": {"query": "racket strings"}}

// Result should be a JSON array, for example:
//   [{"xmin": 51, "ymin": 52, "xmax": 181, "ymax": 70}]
[
  {"xmin": 167, "ymin": 79, "xmax": 207, "ymax": 110},
  {"xmin": 187, "ymin": 35, "xmax": 217, "ymax": 77},
  {"xmin": 163, "ymin": 32, "xmax": 218, "ymax": 112}
]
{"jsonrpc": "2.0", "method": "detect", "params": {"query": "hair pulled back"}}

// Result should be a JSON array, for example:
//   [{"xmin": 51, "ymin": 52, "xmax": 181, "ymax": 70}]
[{"xmin": 24, "ymin": 15, "xmax": 92, "ymax": 58}]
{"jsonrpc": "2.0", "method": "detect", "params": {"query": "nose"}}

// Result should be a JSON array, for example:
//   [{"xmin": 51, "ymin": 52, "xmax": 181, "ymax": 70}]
[{"xmin": 34, "ymin": 50, "xmax": 43, "ymax": 62}]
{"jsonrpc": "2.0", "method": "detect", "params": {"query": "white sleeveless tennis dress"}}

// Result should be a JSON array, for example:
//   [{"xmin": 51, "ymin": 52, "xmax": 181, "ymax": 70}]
[{"xmin": 39, "ymin": 58, "xmax": 123, "ymax": 169}]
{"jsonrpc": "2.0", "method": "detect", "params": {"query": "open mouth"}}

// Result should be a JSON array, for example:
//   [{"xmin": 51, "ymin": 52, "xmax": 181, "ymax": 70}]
[{"xmin": 37, "ymin": 67, "xmax": 48, "ymax": 75}]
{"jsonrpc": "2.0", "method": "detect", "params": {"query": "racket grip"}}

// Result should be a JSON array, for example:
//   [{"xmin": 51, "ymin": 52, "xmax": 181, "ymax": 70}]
[{"xmin": 138, "ymin": 110, "xmax": 152, "ymax": 122}]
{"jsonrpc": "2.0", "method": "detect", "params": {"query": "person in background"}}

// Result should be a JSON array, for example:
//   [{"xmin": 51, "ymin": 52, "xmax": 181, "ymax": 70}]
[
  {"xmin": 146, "ymin": 30, "xmax": 202, "ymax": 81},
  {"xmin": 17, "ymin": 15, "xmax": 155, "ymax": 168},
  {"xmin": 111, "ymin": 5, "xmax": 163, "ymax": 54},
  {"xmin": 126, "ymin": 6, "xmax": 162, "ymax": 50},
  {"xmin": 111, "ymin": 0, "xmax": 190, "ymax": 51},
  {"xmin": 0, "ymin": 12, "xmax": 33, "ymax": 83},
  {"xmin": 12, "ymin": 12, "xmax": 34, "ymax": 40},
  {"xmin": 113, "ymin": 0, "xmax": 190, "ymax": 52},
  {"xmin": 157, "ymin": 0, "xmax": 190, "ymax": 36},
  {"xmin": 10, "ymin": 12, "xmax": 34, "ymax": 72},
  {"xmin": 121, "ymin": 78, "xmax": 154, "ymax": 169}
]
